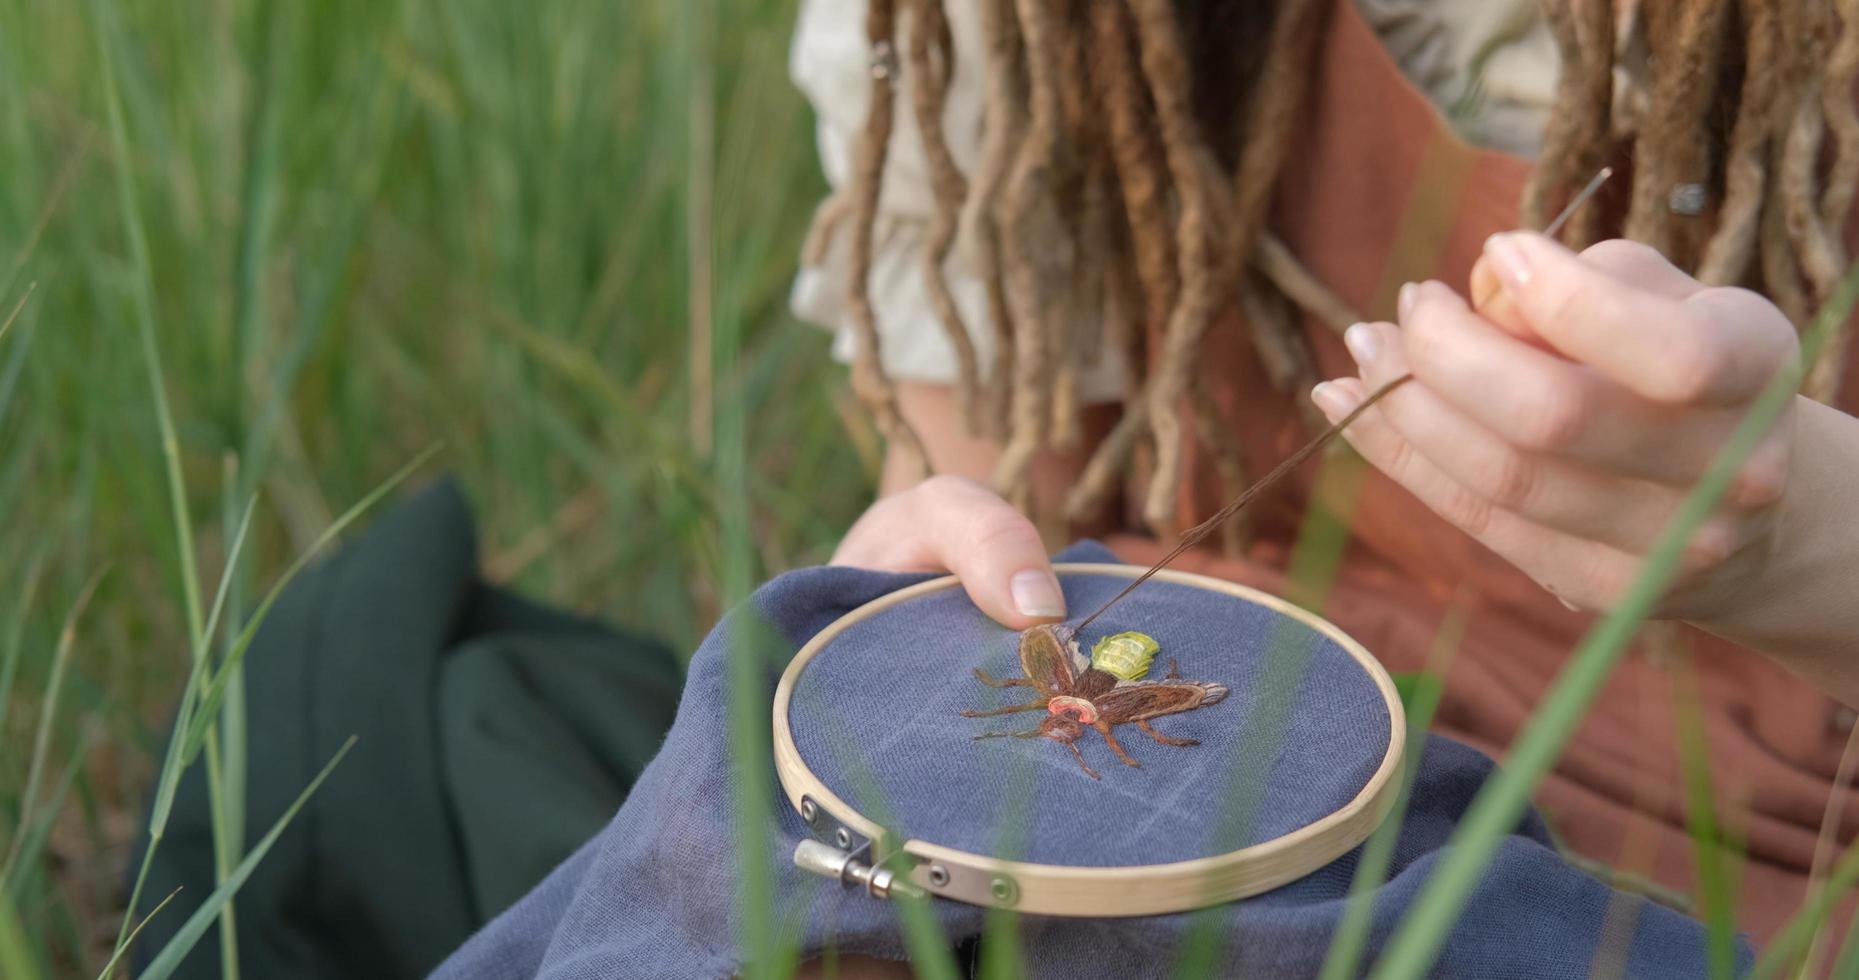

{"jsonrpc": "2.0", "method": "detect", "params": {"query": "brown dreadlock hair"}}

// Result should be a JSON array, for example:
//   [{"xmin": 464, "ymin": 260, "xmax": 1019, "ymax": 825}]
[{"xmin": 812, "ymin": 0, "xmax": 1859, "ymax": 540}]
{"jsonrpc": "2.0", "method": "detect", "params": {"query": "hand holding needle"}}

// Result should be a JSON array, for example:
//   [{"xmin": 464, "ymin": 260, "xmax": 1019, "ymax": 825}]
[{"xmin": 1068, "ymin": 168, "xmax": 1615, "ymax": 635}]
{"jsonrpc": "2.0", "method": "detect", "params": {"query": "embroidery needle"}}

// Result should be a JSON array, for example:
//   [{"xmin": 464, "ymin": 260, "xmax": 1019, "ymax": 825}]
[{"xmin": 1068, "ymin": 167, "xmax": 1614, "ymax": 638}]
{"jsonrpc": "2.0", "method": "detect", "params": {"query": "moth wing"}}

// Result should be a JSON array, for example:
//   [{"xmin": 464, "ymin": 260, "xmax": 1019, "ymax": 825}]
[
  {"xmin": 1095, "ymin": 680, "xmax": 1226, "ymax": 723},
  {"xmin": 1018, "ymin": 625, "xmax": 1078, "ymax": 694}
]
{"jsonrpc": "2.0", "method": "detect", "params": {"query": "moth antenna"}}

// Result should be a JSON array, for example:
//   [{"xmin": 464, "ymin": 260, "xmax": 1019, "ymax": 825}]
[{"xmin": 974, "ymin": 729, "xmax": 1044, "ymax": 740}]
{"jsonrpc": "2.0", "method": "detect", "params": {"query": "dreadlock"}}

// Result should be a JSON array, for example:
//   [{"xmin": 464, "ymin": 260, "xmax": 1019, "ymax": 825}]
[
  {"xmin": 903, "ymin": 0, "xmax": 983, "ymax": 433},
  {"xmin": 990, "ymin": 0, "xmax": 1074, "ymax": 511},
  {"xmin": 820, "ymin": 0, "xmax": 1859, "ymax": 533},
  {"xmin": 843, "ymin": 0, "xmax": 931, "ymax": 482}
]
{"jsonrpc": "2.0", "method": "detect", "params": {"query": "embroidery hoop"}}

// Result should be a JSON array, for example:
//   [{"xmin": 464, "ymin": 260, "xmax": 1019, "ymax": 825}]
[{"xmin": 772, "ymin": 563, "xmax": 1406, "ymax": 917}]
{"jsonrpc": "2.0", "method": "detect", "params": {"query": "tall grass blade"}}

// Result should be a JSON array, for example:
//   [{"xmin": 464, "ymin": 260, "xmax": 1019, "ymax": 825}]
[
  {"xmin": 0, "ymin": 886, "xmax": 40, "ymax": 980},
  {"xmin": 1369, "ymin": 262, "xmax": 1859, "ymax": 980},
  {"xmin": 976, "ymin": 907, "xmax": 1024, "ymax": 980},
  {"xmin": 707, "ymin": 1, "xmax": 783, "ymax": 965},
  {"xmin": 0, "ymin": 316, "xmax": 29, "ymax": 431},
  {"xmin": 211, "ymin": 463, "xmax": 251, "ymax": 980},
  {"xmin": 975, "ymin": 753, "xmax": 1035, "ymax": 980},
  {"xmin": 800, "ymin": 691, "xmax": 961, "ymax": 980},
  {"xmin": 117, "ymin": 651, "xmax": 208, "ymax": 953},
  {"xmin": 179, "ymin": 445, "xmax": 440, "ymax": 763},
  {"xmin": 199, "ymin": 494, "xmax": 259, "ymax": 675},
  {"xmin": 0, "ymin": 568, "xmax": 105, "ymax": 882},
  {"xmin": 0, "ymin": 136, "xmax": 86, "ymax": 302},
  {"xmin": 135, "ymin": 736, "xmax": 356, "ymax": 980},
  {"xmin": 1801, "ymin": 725, "xmax": 1859, "ymax": 977},
  {"xmin": 122, "ymin": 447, "xmax": 430, "ymax": 953},
  {"xmin": 204, "ymin": 479, "xmax": 262, "ymax": 940},
  {"xmin": 1753, "ymin": 831, "xmax": 1859, "ymax": 979},
  {"xmin": 1670, "ymin": 645, "xmax": 1742, "ymax": 979},
  {"xmin": 0, "ymin": 552, "xmax": 46, "ymax": 738},
  {"xmin": 0, "ymin": 281, "xmax": 37, "ymax": 347},
  {"xmin": 89, "ymin": 0, "xmax": 207, "ymax": 655},
  {"xmin": 1829, "ymin": 906, "xmax": 1859, "ymax": 979},
  {"xmin": 683, "ymin": 0, "xmax": 714, "ymax": 458},
  {"xmin": 229, "ymin": 0, "xmax": 286, "ymax": 434},
  {"xmin": 1317, "ymin": 601, "xmax": 1468, "ymax": 980},
  {"xmin": 724, "ymin": 614, "xmax": 779, "ymax": 980},
  {"xmin": 1173, "ymin": 450, "xmax": 1370, "ymax": 978},
  {"xmin": 93, "ymin": 886, "xmax": 181, "ymax": 980},
  {"xmin": 5, "ymin": 722, "xmax": 98, "ymax": 898},
  {"xmin": 890, "ymin": 876, "xmax": 962, "ymax": 980},
  {"xmin": 87, "ymin": 1, "xmax": 244, "ymax": 955}
]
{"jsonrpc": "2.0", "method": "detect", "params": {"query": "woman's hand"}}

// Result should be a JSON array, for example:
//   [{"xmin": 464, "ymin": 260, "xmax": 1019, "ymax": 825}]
[
  {"xmin": 1311, "ymin": 233, "xmax": 1800, "ymax": 619},
  {"xmin": 832, "ymin": 475, "xmax": 1066, "ymax": 629},
  {"xmin": 803, "ymin": 475, "xmax": 1067, "ymax": 980}
]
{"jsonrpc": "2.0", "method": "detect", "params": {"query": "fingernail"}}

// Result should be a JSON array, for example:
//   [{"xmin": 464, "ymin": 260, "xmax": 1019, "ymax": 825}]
[
  {"xmin": 1485, "ymin": 233, "xmax": 1533, "ymax": 292},
  {"xmin": 1344, "ymin": 322, "xmax": 1380, "ymax": 365},
  {"xmin": 1542, "ymin": 579, "xmax": 1582, "ymax": 612},
  {"xmin": 1397, "ymin": 283, "xmax": 1418, "ymax": 321},
  {"xmin": 1310, "ymin": 381, "xmax": 1362, "ymax": 419},
  {"xmin": 1010, "ymin": 569, "xmax": 1066, "ymax": 619}
]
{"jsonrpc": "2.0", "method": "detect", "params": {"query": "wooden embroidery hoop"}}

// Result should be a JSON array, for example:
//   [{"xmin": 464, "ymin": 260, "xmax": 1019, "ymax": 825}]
[{"xmin": 773, "ymin": 562, "xmax": 1406, "ymax": 917}]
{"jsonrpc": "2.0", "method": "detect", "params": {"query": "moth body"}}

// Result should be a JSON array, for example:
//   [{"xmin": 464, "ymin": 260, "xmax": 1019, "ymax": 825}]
[{"xmin": 963, "ymin": 624, "xmax": 1227, "ymax": 780}]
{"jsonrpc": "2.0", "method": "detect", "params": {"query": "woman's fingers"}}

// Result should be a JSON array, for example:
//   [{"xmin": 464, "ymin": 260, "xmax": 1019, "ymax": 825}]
[
  {"xmin": 1473, "ymin": 214, "xmax": 1702, "ymax": 341},
  {"xmin": 1315, "ymin": 237, "xmax": 1803, "ymax": 617},
  {"xmin": 1571, "ymin": 238, "xmax": 1705, "ymax": 301},
  {"xmin": 1310, "ymin": 376, "xmax": 1640, "ymax": 609},
  {"xmin": 1482, "ymin": 232, "xmax": 1797, "ymax": 405},
  {"xmin": 1341, "ymin": 321, "xmax": 1697, "ymax": 555},
  {"xmin": 1397, "ymin": 280, "xmax": 1752, "ymax": 485},
  {"xmin": 832, "ymin": 475, "xmax": 1064, "ymax": 629}
]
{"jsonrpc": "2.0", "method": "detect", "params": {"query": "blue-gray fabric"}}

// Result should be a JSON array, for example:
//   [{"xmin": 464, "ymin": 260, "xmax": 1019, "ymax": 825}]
[
  {"xmin": 432, "ymin": 542, "xmax": 1746, "ymax": 979},
  {"xmin": 792, "ymin": 571, "xmax": 1388, "ymax": 866}
]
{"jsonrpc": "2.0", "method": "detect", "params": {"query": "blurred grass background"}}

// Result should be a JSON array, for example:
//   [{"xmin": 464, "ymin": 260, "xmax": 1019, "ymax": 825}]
[{"xmin": 0, "ymin": 0, "xmax": 873, "ymax": 973}]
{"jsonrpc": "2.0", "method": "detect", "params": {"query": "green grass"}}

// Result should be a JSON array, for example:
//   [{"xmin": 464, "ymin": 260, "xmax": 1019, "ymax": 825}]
[{"xmin": 0, "ymin": 0, "xmax": 866, "ymax": 975}]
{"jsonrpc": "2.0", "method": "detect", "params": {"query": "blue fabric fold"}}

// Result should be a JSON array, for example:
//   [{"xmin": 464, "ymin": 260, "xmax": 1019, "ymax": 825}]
[{"xmin": 432, "ymin": 542, "xmax": 1744, "ymax": 979}]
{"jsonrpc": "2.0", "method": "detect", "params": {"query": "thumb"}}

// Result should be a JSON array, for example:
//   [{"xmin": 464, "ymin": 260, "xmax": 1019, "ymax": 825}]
[
  {"xmin": 1480, "ymin": 231, "xmax": 1757, "ymax": 403},
  {"xmin": 1468, "ymin": 254, "xmax": 1538, "ymax": 343},
  {"xmin": 833, "ymin": 476, "xmax": 1065, "ymax": 630},
  {"xmin": 1469, "ymin": 235, "xmax": 1712, "ymax": 350}
]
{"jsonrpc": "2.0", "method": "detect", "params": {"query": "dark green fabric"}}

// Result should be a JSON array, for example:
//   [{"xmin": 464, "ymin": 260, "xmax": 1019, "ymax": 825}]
[{"xmin": 135, "ymin": 478, "xmax": 682, "ymax": 979}]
